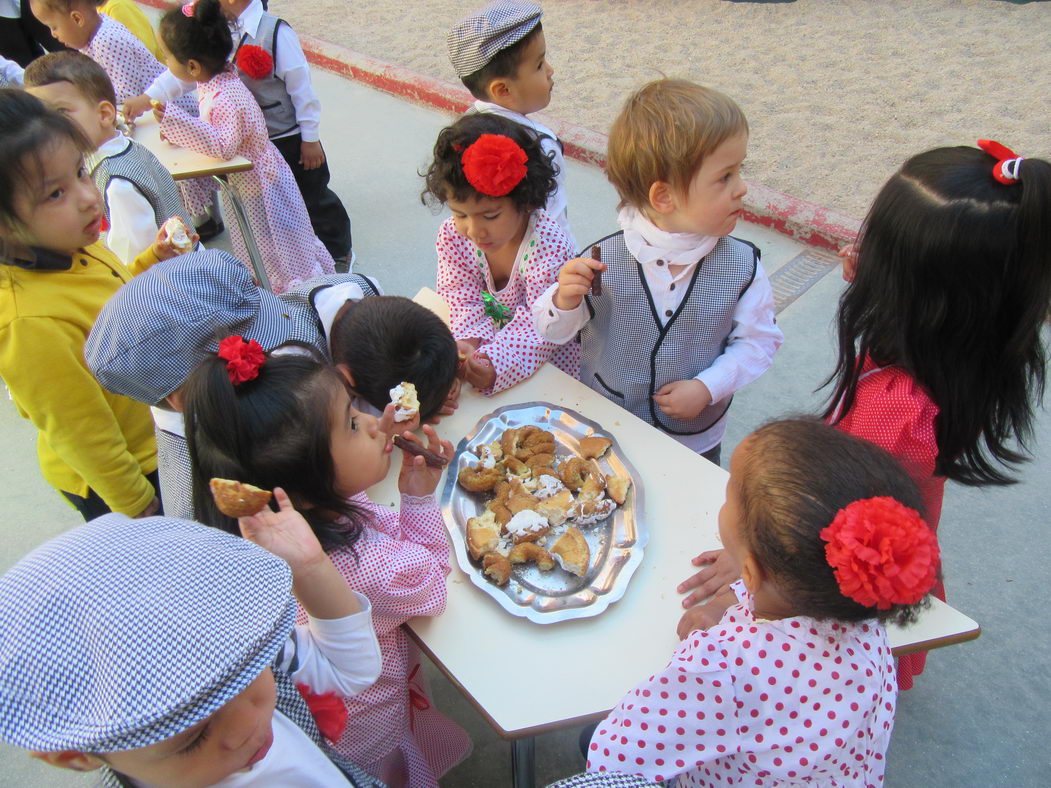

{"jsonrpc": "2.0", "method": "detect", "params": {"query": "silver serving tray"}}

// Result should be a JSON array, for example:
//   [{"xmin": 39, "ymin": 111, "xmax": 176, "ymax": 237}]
[{"xmin": 440, "ymin": 402, "xmax": 648, "ymax": 624}]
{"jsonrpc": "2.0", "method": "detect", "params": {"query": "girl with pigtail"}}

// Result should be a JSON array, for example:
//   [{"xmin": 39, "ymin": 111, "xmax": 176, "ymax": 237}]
[{"xmin": 423, "ymin": 111, "xmax": 580, "ymax": 394}]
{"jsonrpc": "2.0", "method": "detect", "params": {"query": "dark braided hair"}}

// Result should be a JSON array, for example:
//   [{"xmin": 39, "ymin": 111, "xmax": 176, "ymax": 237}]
[{"xmin": 159, "ymin": 0, "xmax": 232, "ymax": 76}]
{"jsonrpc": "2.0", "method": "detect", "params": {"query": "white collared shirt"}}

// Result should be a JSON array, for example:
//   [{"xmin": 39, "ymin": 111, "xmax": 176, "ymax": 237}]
[{"xmin": 89, "ymin": 134, "xmax": 161, "ymax": 266}]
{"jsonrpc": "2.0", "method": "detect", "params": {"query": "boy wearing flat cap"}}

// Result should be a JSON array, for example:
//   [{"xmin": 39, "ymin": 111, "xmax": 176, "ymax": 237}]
[{"xmin": 448, "ymin": 0, "xmax": 575, "ymax": 251}]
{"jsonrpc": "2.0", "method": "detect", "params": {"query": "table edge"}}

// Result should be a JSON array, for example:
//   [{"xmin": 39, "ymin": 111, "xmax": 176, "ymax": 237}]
[{"xmin": 889, "ymin": 624, "xmax": 981, "ymax": 657}]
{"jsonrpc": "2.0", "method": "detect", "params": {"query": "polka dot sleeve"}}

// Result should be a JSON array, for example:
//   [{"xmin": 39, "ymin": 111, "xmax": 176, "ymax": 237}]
[
  {"xmin": 436, "ymin": 218, "xmax": 497, "ymax": 344},
  {"xmin": 160, "ymin": 98, "xmax": 245, "ymax": 162}
]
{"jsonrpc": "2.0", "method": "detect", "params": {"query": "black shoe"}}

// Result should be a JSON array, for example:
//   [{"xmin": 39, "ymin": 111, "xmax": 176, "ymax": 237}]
[
  {"xmin": 333, "ymin": 251, "xmax": 353, "ymax": 274},
  {"xmin": 195, "ymin": 217, "xmax": 225, "ymax": 242}
]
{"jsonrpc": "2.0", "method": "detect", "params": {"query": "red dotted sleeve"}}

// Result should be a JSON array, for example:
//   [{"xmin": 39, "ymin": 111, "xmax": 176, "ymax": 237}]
[
  {"xmin": 435, "ymin": 219, "xmax": 497, "ymax": 343},
  {"xmin": 159, "ymin": 94, "xmax": 243, "ymax": 162}
]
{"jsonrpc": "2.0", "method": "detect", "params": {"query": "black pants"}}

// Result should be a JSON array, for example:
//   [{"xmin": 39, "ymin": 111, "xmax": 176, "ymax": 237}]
[
  {"xmin": 271, "ymin": 133, "xmax": 352, "ymax": 259},
  {"xmin": 62, "ymin": 470, "xmax": 163, "ymax": 522},
  {"xmin": 0, "ymin": 5, "xmax": 65, "ymax": 67},
  {"xmin": 701, "ymin": 443, "xmax": 721, "ymax": 467}
]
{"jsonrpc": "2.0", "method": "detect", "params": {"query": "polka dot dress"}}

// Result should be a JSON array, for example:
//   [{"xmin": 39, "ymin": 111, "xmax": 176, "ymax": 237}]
[
  {"xmin": 294, "ymin": 493, "xmax": 470, "ymax": 787},
  {"xmin": 160, "ymin": 69, "xmax": 335, "ymax": 294},
  {"xmin": 436, "ymin": 209, "xmax": 581, "ymax": 394},
  {"xmin": 832, "ymin": 359, "xmax": 944, "ymax": 690},
  {"xmin": 587, "ymin": 583, "xmax": 897, "ymax": 787}
]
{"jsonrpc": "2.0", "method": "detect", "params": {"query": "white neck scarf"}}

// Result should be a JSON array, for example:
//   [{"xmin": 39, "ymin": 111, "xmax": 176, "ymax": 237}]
[{"xmin": 618, "ymin": 206, "xmax": 719, "ymax": 268}]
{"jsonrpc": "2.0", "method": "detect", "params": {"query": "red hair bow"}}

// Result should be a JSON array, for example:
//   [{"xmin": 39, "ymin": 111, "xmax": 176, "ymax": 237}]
[
  {"xmin": 236, "ymin": 45, "xmax": 274, "ymax": 80},
  {"xmin": 977, "ymin": 139, "xmax": 1024, "ymax": 185},
  {"xmin": 820, "ymin": 497, "xmax": 939, "ymax": 610},
  {"xmin": 217, "ymin": 335, "xmax": 265, "ymax": 385},
  {"xmin": 461, "ymin": 133, "xmax": 528, "ymax": 197}
]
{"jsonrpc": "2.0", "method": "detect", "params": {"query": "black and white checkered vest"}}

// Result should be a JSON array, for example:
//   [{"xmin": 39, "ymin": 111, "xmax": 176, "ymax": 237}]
[
  {"xmin": 92, "ymin": 140, "xmax": 191, "ymax": 229},
  {"xmin": 579, "ymin": 231, "xmax": 758, "ymax": 436},
  {"xmin": 234, "ymin": 13, "xmax": 299, "ymax": 139}
]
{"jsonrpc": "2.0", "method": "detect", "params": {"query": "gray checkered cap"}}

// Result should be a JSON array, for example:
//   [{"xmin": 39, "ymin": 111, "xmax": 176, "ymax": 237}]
[
  {"xmin": 85, "ymin": 249, "xmax": 298, "ymax": 405},
  {"xmin": 447, "ymin": 0, "xmax": 542, "ymax": 78},
  {"xmin": 0, "ymin": 514, "xmax": 295, "ymax": 753}
]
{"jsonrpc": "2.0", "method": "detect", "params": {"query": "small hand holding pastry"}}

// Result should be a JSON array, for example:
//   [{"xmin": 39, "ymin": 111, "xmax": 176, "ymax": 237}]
[
  {"xmin": 397, "ymin": 424, "xmax": 453, "ymax": 497},
  {"xmin": 653, "ymin": 378, "xmax": 712, "ymax": 421},
  {"xmin": 677, "ymin": 548, "xmax": 740, "ymax": 608},
  {"xmin": 553, "ymin": 255, "xmax": 606, "ymax": 310},
  {"xmin": 150, "ymin": 221, "xmax": 200, "ymax": 261},
  {"xmin": 121, "ymin": 93, "xmax": 153, "ymax": 121},
  {"xmin": 150, "ymin": 99, "xmax": 165, "ymax": 123},
  {"xmin": 209, "ymin": 477, "xmax": 272, "ymax": 518}
]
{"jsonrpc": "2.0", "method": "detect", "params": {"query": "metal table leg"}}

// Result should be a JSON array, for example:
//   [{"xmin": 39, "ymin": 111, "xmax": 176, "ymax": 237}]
[
  {"xmin": 211, "ymin": 174, "xmax": 271, "ymax": 292},
  {"xmin": 512, "ymin": 736, "xmax": 536, "ymax": 788}
]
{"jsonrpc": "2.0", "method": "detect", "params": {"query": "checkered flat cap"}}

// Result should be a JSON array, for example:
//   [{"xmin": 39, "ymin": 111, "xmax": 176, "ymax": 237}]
[
  {"xmin": 0, "ymin": 514, "xmax": 295, "ymax": 753},
  {"xmin": 86, "ymin": 249, "xmax": 299, "ymax": 405},
  {"xmin": 447, "ymin": 0, "xmax": 542, "ymax": 78}
]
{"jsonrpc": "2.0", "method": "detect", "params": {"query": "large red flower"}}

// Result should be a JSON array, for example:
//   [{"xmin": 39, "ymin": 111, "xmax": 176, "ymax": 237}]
[
  {"xmin": 820, "ymin": 497, "xmax": 939, "ymax": 610},
  {"xmin": 217, "ymin": 335, "xmax": 265, "ymax": 385},
  {"xmin": 236, "ymin": 45, "xmax": 273, "ymax": 80},
  {"xmin": 460, "ymin": 133, "xmax": 528, "ymax": 197},
  {"xmin": 296, "ymin": 683, "xmax": 348, "ymax": 742}
]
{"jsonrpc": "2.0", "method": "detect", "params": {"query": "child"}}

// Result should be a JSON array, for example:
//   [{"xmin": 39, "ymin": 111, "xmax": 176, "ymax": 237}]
[
  {"xmin": 0, "ymin": 89, "xmax": 183, "ymax": 520},
  {"xmin": 24, "ymin": 50, "xmax": 194, "ymax": 267},
  {"xmin": 154, "ymin": 0, "xmax": 336, "ymax": 293},
  {"xmin": 423, "ymin": 111, "xmax": 579, "ymax": 394},
  {"xmin": 585, "ymin": 418, "xmax": 939, "ymax": 785},
  {"xmin": 184, "ymin": 348, "xmax": 471, "ymax": 785},
  {"xmin": 448, "ymin": 0, "xmax": 574, "ymax": 250},
  {"xmin": 0, "ymin": 52, "xmax": 24, "ymax": 87},
  {"xmin": 821, "ymin": 141, "xmax": 1051, "ymax": 689},
  {"xmin": 97, "ymin": 0, "xmax": 162, "ymax": 60},
  {"xmin": 534, "ymin": 79, "xmax": 783, "ymax": 465},
  {"xmin": 0, "ymin": 504, "xmax": 385, "ymax": 786},
  {"xmin": 85, "ymin": 250, "xmax": 380, "ymax": 520}
]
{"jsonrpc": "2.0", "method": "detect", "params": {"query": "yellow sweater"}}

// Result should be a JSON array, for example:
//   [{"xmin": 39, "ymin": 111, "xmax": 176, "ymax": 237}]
[
  {"xmin": 0, "ymin": 243, "xmax": 161, "ymax": 515},
  {"xmin": 98, "ymin": 0, "xmax": 164, "ymax": 62}
]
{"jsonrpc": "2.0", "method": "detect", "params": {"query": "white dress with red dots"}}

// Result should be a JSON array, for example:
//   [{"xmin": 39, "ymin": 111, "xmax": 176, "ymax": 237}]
[
  {"xmin": 295, "ymin": 493, "xmax": 470, "ymax": 787},
  {"xmin": 588, "ymin": 583, "xmax": 896, "ymax": 787},
  {"xmin": 159, "ymin": 68, "xmax": 334, "ymax": 293},
  {"xmin": 436, "ymin": 208, "xmax": 580, "ymax": 394}
]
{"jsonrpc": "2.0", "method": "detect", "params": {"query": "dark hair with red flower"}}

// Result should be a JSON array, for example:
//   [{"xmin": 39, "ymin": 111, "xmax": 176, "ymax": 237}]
[
  {"xmin": 736, "ymin": 418, "xmax": 937, "ymax": 625},
  {"xmin": 421, "ymin": 112, "xmax": 556, "ymax": 214},
  {"xmin": 217, "ymin": 335, "xmax": 265, "ymax": 385}
]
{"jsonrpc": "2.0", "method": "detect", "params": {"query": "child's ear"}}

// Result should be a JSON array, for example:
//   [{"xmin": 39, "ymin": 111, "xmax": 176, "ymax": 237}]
[
  {"xmin": 739, "ymin": 553, "xmax": 764, "ymax": 597},
  {"xmin": 486, "ymin": 77, "xmax": 511, "ymax": 101},
  {"xmin": 98, "ymin": 100, "xmax": 117, "ymax": 130},
  {"xmin": 335, "ymin": 362, "xmax": 356, "ymax": 389},
  {"xmin": 30, "ymin": 750, "xmax": 105, "ymax": 772},
  {"xmin": 647, "ymin": 181, "xmax": 678, "ymax": 216},
  {"xmin": 187, "ymin": 59, "xmax": 204, "ymax": 79}
]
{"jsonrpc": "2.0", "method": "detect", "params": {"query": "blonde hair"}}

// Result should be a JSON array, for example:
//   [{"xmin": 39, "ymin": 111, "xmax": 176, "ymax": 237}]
[{"xmin": 606, "ymin": 79, "xmax": 748, "ymax": 210}]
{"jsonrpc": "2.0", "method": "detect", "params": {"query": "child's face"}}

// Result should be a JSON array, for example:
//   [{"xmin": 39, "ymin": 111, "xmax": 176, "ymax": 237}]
[
  {"xmin": 498, "ymin": 30, "xmax": 554, "ymax": 115},
  {"xmin": 718, "ymin": 439, "xmax": 750, "ymax": 575},
  {"xmin": 28, "ymin": 0, "xmax": 96, "ymax": 49},
  {"xmin": 657, "ymin": 131, "xmax": 749, "ymax": 237},
  {"xmin": 329, "ymin": 384, "xmax": 394, "ymax": 497},
  {"xmin": 12, "ymin": 136, "xmax": 103, "ymax": 254},
  {"xmin": 27, "ymin": 81, "xmax": 115, "ymax": 149},
  {"xmin": 447, "ymin": 193, "xmax": 529, "ymax": 260}
]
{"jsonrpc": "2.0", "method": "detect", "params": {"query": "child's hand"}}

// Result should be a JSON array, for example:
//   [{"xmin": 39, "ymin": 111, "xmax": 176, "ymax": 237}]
[
  {"xmin": 378, "ymin": 400, "xmax": 421, "ymax": 436},
  {"xmin": 455, "ymin": 339, "xmax": 480, "ymax": 379},
  {"xmin": 677, "ymin": 549, "xmax": 740, "ymax": 608},
  {"xmin": 463, "ymin": 349, "xmax": 496, "ymax": 391},
  {"xmin": 653, "ymin": 379, "xmax": 711, "ymax": 421},
  {"xmin": 553, "ymin": 256, "xmax": 605, "ymax": 311},
  {"xmin": 132, "ymin": 495, "xmax": 161, "ymax": 518},
  {"xmin": 121, "ymin": 93, "xmax": 152, "ymax": 121},
  {"xmin": 676, "ymin": 587, "xmax": 737, "ymax": 640},
  {"xmin": 838, "ymin": 242, "xmax": 858, "ymax": 282},
  {"xmin": 151, "ymin": 101, "xmax": 166, "ymax": 123},
  {"xmin": 238, "ymin": 487, "xmax": 326, "ymax": 572},
  {"xmin": 429, "ymin": 377, "xmax": 461, "ymax": 421},
  {"xmin": 150, "ymin": 224, "xmax": 200, "ymax": 261},
  {"xmin": 397, "ymin": 424, "xmax": 453, "ymax": 497},
  {"xmin": 301, "ymin": 140, "xmax": 325, "ymax": 170}
]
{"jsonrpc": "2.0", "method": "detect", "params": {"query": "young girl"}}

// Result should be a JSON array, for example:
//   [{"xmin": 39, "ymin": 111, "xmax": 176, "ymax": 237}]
[
  {"xmin": 183, "ymin": 344, "xmax": 471, "ymax": 787},
  {"xmin": 0, "ymin": 89, "xmax": 185, "ymax": 521},
  {"xmin": 585, "ymin": 418, "xmax": 939, "ymax": 786},
  {"xmin": 422, "ymin": 111, "xmax": 580, "ymax": 394},
  {"xmin": 154, "ymin": 0, "xmax": 335, "ymax": 293}
]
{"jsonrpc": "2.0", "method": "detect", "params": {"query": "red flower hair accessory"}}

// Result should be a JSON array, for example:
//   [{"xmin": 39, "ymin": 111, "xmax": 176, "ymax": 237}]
[
  {"xmin": 217, "ymin": 335, "xmax": 265, "ymax": 385},
  {"xmin": 461, "ymin": 133, "xmax": 528, "ymax": 197},
  {"xmin": 296, "ymin": 684, "xmax": 348, "ymax": 742},
  {"xmin": 236, "ymin": 45, "xmax": 273, "ymax": 80},
  {"xmin": 977, "ymin": 139, "xmax": 1024, "ymax": 185},
  {"xmin": 820, "ymin": 497, "xmax": 939, "ymax": 610}
]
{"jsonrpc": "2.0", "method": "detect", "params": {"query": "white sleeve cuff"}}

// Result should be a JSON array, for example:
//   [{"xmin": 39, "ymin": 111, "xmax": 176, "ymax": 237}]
[{"xmin": 532, "ymin": 282, "xmax": 588, "ymax": 344}]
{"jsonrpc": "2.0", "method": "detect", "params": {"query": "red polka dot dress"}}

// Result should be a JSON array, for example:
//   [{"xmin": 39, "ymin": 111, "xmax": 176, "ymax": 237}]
[
  {"xmin": 159, "ymin": 69, "xmax": 335, "ymax": 294},
  {"xmin": 831, "ymin": 359, "xmax": 944, "ymax": 690},
  {"xmin": 588, "ymin": 583, "xmax": 897, "ymax": 787},
  {"xmin": 295, "ymin": 493, "xmax": 470, "ymax": 787},
  {"xmin": 436, "ymin": 209, "xmax": 580, "ymax": 394}
]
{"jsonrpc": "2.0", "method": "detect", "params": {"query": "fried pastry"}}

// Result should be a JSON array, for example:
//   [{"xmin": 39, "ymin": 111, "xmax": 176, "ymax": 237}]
[
  {"xmin": 606, "ymin": 474, "xmax": 632, "ymax": 506},
  {"xmin": 536, "ymin": 488, "xmax": 575, "ymax": 526},
  {"xmin": 500, "ymin": 425, "xmax": 556, "ymax": 460},
  {"xmin": 162, "ymin": 217, "xmax": 194, "ymax": 254},
  {"xmin": 389, "ymin": 381, "xmax": 419, "ymax": 422},
  {"xmin": 209, "ymin": 478, "xmax": 271, "ymax": 518},
  {"xmin": 572, "ymin": 498, "xmax": 617, "ymax": 527},
  {"xmin": 551, "ymin": 526, "xmax": 590, "ymax": 577},
  {"xmin": 482, "ymin": 553, "xmax": 512, "ymax": 586},
  {"xmin": 508, "ymin": 542, "xmax": 556, "ymax": 570},
  {"xmin": 505, "ymin": 509, "xmax": 550, "ymax": 544},
  {"xmin": 466, "ymin": 510, "xmax": 502, "ymax": 560},
  {"xmin": 579, "ymin": 436, "xmax": 612, "ymax": 459},
  {"xmin": 577, "ymin": 468, "xmax": 607, "ymax": 503},
  {"xmin": 559, "ymin": 457, "xmax": 589, "ymax": 491},
  {"xmin": 532, "ymin": 474, "xmax": 566, "ymax": 500},
  {"xmin": 458, "ymin": 463, "xmax": 503, "ymax": 492}
]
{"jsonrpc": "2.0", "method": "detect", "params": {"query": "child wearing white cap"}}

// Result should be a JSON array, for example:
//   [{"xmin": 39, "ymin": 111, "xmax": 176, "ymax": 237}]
[
  {"xmin": 0, "ymin": 493, "xmax": 384, "ymax": 786},
  {"xmin": 447, "ymin": 0, "xmax": 575, "ymax": 250}
]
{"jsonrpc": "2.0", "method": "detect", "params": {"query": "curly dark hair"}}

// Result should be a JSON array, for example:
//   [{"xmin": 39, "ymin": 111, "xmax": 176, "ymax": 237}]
[
  {"xmin": 158, "ymin": 0, "xmax": 232, "ymax": 76},
  {"xmin": 420, "ymin": 112, "xmax": 557, "ymax": 213},
  {"xmin": 736, "ymin": 418, "xmax": 935, "ymax": 627}
]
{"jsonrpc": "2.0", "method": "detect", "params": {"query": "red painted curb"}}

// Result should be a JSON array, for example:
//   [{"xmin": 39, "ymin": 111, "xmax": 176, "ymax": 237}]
[{"xmin": 136, "ymin": 0, "xmax": 859, "ymax": 249}]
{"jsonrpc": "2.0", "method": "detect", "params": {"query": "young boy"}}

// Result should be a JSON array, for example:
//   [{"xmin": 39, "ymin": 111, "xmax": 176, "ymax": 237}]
[
  {"xmin": 447, "ymin": 0, "xmax": 574, "ymax": 251},
  {"xmin": 24, "ymin": 51, "xmax": 194, "ymax": 267},
  {"xmin": 0, "ymin": 508, "xmax": 384, "ymax": 786},
  {"xmin": 533, "ymin": 79, "xmax": 783, "ymax": 465}
]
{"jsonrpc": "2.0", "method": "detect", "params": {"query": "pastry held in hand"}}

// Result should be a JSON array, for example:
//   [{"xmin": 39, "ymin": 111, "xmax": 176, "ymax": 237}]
[
  {"xmin": 162, "ymin": 216, "xmax": 194, "ymax": 254},
  {"xmin": 389, "ymin": 381, "xmax": 419, "ymax": 422},
  {"xmin": 209, "ymin": 478, "xmax": 272, "ymax": 518}
]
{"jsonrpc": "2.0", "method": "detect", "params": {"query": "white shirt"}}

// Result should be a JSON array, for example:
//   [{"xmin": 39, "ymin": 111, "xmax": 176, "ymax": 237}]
[
  {"xmin": 472, "ymin": 99, "xmax": 575, "ymax": 252},
  {"xmin": 88, "ymin": 135, "xmax": 160, "ymax": 266},
  {"xmin": 145, "ymin": 0, "xmax": 321, "ymax": 142},
  {"xmin": 533, "ymin": 210, "xmax": 783, "ymax": 453},
  {"xmin": 0, "ymin": 54, "xmax": 23, "ymax": 85}
]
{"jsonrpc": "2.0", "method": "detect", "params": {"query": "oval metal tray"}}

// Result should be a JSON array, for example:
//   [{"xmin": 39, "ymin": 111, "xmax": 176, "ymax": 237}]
[{"xmin": 440, "ymin": 402, "xmax": 648, "ymax": 624}]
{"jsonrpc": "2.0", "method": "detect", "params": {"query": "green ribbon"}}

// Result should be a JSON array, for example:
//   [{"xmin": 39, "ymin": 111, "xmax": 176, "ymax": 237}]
[{"xmin": 482, "ymin": 291, "xmax": 512, "ymax": 329}]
